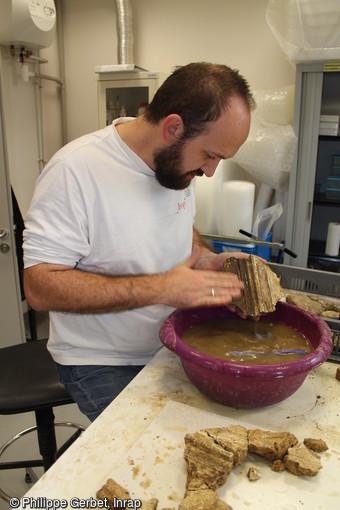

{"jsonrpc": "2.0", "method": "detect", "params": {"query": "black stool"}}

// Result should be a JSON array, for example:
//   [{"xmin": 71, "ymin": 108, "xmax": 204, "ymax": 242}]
[{"xmin": 0, "ymin": 339, "xmax": 86, "ymax": 502}]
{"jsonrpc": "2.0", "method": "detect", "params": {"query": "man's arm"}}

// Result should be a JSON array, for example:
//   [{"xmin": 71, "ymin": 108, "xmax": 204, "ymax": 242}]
[
  {"xmin": 192, "ymin": 227, "xmax": 214, "ymax": 254},
  {"xmin": 24, "ymin": 263, "xmax": 163, "ymax": 313},
  {"xmin": 24, "ymin": 245, "xmax": 244, "ymax": 314}
]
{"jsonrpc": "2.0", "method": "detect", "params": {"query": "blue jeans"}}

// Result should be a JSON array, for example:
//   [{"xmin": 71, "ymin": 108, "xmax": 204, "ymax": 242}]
[{"xmin": 56, "ymin": 364, "xmax": 144, "ymax": 422}]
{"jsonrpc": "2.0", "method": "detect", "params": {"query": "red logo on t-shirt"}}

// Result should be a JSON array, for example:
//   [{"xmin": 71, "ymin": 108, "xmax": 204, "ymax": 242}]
[{"xmin": 177, "ymin": 200, "xmax": 186, "ymax": 211}]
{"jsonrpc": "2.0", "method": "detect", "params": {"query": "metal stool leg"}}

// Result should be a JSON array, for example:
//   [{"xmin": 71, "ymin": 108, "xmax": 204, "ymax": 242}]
[
  {"xmin": 0, "ymin": 421, "xmax": 86, "ymax": 502},
  {"xmin": 25, "ymin": 467, "xmax": 38, "ymax": 484},
  {"xmin": 35, "ymin": 408, "xmax": 57, "ymax": 471}
]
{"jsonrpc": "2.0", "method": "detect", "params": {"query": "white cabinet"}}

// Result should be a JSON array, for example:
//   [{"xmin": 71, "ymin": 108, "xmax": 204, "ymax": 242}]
[
  {"xmin": 285, "ymin": 62, "xmax": 340, "ymax": 272},
  {"xmin": 96, "ymin": 70, "xmax": 165, "ymax": 128}
]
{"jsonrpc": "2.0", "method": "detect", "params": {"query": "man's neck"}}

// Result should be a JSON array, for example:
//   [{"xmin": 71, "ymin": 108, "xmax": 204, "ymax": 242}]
[{"xmin": 115, "ymin": 116, "xmax": 160, "ymax": 170}]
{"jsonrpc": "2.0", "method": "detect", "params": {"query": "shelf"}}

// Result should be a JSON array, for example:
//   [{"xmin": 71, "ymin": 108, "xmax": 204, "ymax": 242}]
[
  {"xmin": 313, "ymin": 193, "xmax": 340, "ymax": 206},
  {"xmin": 319, "ymin": 135, "xmax": 340, "ymax": 142},
  {"xmin": 308, "ymin": 240, "xmax": 340, "ymax": 273},
  {"xmin": 308, "ymin": 239, "xmax": 339, "ymax": 273},
  {"xmin": 308, "ymin": 255, "xmax": 340, "ymax": 273}
]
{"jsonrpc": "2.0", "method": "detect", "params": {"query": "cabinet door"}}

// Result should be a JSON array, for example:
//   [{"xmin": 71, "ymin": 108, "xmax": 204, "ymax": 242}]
[
  {"xmin": 0, "ymin": 108, "xmax": 26, "ymax": 346},
  {"xmin": 308, "ymin": 70, "xmax": 340, "ymax": 272},
  {"xmin": 97, "ymin": 75, "xmax": 159, "ymax": 128},
  {"xmin": 285, "ymin": 63, "xmax": 324, "ymax": 267},
  {"xmin": 285, "ymin": 63, "xmax": 340, "ymax": 270}
]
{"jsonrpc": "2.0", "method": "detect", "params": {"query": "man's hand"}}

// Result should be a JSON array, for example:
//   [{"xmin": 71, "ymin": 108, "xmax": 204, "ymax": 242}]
[{"xmin": 159, "ymin": 246, "xmax": 244, "ymax": 309}]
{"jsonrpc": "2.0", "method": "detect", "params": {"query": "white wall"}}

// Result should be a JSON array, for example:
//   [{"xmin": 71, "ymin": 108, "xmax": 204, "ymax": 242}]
[{"xmin": 61, "ymin": 0, "xmax": 295, "ymax": 142}]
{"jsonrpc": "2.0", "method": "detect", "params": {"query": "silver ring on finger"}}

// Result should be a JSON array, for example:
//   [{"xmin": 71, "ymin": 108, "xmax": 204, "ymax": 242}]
[{"xmin": 211, "ymin": 287, "xmax": 215, "ymax": 297}]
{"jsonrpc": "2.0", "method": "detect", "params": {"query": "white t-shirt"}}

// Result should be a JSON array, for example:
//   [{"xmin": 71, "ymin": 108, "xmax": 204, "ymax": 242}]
[{"xmin": 23, "ymin": 119, "xmax": 196, "ymax": 365}]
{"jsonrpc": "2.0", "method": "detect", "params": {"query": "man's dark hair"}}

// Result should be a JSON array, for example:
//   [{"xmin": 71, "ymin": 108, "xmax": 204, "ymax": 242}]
[{"xmin": 145, "ymin": 62, "xmax": 256, "ymax": 139}]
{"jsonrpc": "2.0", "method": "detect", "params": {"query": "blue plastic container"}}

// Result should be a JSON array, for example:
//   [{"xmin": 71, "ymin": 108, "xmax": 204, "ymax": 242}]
[
  {"xmin": 256, "ymin": 232, "xmax": 272, "ymax": 261},
  {"xmin": 212, "ymin": 240, "xmax": 256, "ymax": 255},
  {"xmin": 212, "ymin": 232, "xmax": 272, "ymax": 261}
]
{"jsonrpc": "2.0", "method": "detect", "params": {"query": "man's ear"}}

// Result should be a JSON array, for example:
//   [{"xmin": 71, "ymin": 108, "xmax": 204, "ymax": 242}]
[{"xmin": 161, "ymin": 114, "xmax": 184, "ymax": 144}]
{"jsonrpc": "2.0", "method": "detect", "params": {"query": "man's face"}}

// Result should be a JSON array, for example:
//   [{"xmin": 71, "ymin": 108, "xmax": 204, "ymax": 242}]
[
  {"xmin": 153, "ymin": 138, "xmax": 204, "ymax": 190},
  {"xmin": 153, "ymin": 95, "xmax": 251, "ymax": 191}
]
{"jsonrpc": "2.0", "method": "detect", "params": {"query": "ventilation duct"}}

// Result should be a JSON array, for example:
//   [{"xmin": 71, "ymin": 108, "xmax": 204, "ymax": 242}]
[
  {"xmin": 115, "ymin": 0, "xmax": 134, "ymax": 65},
  {"xmin": 95, "ymin": 1, "xmax": 146, "ymax": 72}
]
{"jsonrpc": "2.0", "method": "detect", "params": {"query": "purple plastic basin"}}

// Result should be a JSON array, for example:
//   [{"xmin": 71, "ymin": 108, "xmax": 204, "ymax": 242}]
[{"xmin": 159, "ymin": 301, "xmax": 333, "ymax": 408}]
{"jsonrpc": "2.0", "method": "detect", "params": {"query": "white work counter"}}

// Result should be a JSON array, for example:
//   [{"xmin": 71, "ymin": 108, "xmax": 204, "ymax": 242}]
[{"xmin": 21, "ymin": 348, "xmax": 340, "ymax": 509}]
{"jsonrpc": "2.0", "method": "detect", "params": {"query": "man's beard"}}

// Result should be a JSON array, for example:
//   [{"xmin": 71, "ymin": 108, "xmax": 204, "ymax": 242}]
[{"xmin": 153, "ymin": 138, "xmax": 203, "ymax": 190}]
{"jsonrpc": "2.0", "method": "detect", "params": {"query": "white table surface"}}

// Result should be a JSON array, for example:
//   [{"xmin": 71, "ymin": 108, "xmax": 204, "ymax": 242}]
[{"xmin": 20, "ymin": 348, "xmax": 340, "ymax": 509}]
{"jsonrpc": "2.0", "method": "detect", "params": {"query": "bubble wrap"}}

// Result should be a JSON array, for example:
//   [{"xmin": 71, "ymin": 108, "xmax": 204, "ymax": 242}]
[
  {"xmin": 232, "ymin": 83, "xmax": 297, "ymax": 191},
  {"xmin": 232, "ymin": 122, "xmax": 297, "ymax": 191}
]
